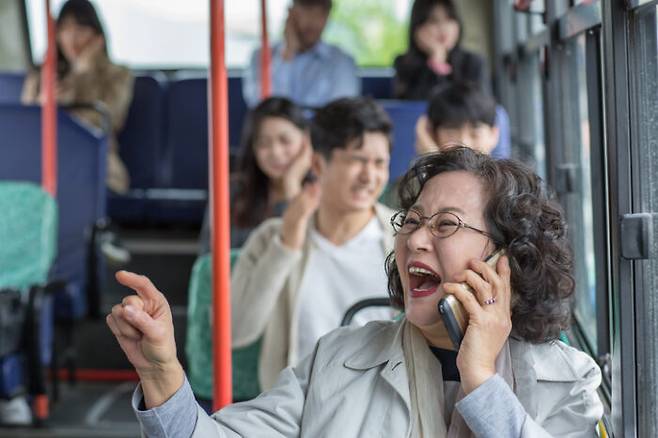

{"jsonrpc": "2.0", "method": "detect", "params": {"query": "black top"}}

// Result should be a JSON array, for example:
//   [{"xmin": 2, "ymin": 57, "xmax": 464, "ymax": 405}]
[
  {"xmin": 393, "ymin": 47, "xmax": 488, "ymax": 100},
  {"xmin": 430, "ymin": 346, "xmax": 461, "ymax": 381}
]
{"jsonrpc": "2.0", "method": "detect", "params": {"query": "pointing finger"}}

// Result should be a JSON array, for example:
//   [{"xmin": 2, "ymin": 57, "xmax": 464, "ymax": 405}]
[{"xmin": 115, "ymin": 271, "xmax": 163, "ymax": 304}]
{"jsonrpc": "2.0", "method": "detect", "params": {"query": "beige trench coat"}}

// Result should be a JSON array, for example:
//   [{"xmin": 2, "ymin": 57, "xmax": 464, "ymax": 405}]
[{"xmin": 189, "ymin": 319, "xmax": 603, "ymax": 437}]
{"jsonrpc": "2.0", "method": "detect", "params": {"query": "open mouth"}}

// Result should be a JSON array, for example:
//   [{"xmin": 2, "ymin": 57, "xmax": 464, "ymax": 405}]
[{"xmin": 407, "ymin": 263, "xmax": 442, "ymax": 298}]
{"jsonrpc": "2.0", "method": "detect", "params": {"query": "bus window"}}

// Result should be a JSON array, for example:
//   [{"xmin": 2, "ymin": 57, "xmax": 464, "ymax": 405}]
[
  {"xmin": 515, "ymin": 51, "xmax": 546, "ymax": 178},
  {"xmin": 0, "ymin": 0, "xmax": 30, "ymax": 71},
  {"xmin": 570, "ymin": 34, "xmax": 598, "ymax": 351}
]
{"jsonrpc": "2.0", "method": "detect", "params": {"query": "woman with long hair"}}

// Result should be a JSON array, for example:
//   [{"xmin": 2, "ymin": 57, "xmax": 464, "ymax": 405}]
[
  {"xmin": 21, "ymin": 0, "xmax": 134, "ymax": 194},
  {"xmin": 394, "ymin": 0, "xmax": 488, "ymax": 100},
  {"xmin": 199, "ymin": 96, "xmax": 310, "ymax": 250}
]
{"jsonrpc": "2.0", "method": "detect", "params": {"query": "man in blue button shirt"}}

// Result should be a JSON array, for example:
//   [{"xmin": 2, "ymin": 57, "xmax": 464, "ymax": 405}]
[{"xmin": 243, "ymin": 0, "xmax": 360, "ymax": 108}]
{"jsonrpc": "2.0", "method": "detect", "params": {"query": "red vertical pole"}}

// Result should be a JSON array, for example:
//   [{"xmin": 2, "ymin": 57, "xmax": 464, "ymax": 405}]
[
  {"xmin": 259, "ymin": 0, "xmax": 271, "ymax": 99},
  {"xmin": 42, "ymin": 0, "xmax": 57, "ymax": 196},
  {"xmin": 209, "ymin": 0, "xmax": 232, "ymax": 410}
]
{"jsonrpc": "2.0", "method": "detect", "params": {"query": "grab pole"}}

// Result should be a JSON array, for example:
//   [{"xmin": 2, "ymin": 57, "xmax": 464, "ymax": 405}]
[
  {"xmin": 260, "ymin": 0, "xmax": 271, "ymax": 98},
  {"xmin": 42, "ymin": 0, "xmax": 57, "ymax": 196},
  {"xmin": 209, "ymin": 0, "xmax": 232, "ymax": 410}
]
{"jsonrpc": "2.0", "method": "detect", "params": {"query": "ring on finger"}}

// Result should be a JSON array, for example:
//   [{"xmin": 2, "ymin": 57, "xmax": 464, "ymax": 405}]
[{"xmin": 484, "ymin": 296, "xmax": 497, "ymax": 305}]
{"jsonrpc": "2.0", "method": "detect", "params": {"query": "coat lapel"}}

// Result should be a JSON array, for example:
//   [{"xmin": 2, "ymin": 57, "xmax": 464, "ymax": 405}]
[
  {"xmin": 343, "ymin": 320, "xmax": 412, "ymax": 415},
  {"xmin": 509, "ymin": 338, "xmax": 538, "ymax": 418}
]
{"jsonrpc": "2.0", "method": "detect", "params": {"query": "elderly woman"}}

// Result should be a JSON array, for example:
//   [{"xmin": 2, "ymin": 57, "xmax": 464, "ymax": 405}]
[{"xmin": 107, "ymin": 147, "xmax": 603, "ymax": 437}]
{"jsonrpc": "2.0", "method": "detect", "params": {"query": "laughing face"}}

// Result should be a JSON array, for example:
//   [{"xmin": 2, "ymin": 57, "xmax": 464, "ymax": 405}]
[
  {"xmin": 394, "ymin": 171, "xmax": 495, "ymax": 333},
  {"xmin": 318, "ymin": 132, "xmax": 390, "ymax": 214}
]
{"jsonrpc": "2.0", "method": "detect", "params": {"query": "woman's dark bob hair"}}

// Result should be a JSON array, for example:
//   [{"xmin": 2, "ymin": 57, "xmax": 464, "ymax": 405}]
[{"xmin": 386, "ymin": 147, "xmax": 575, "ymax": 343}]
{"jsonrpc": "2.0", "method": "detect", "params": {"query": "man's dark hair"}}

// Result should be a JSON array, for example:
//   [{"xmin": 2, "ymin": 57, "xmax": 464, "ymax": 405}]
[
  {"xmin": 386, "ymin": 147, "xmax": 575, "ymax": 343},
  {"xmin": 311, "ymin": 97, "xmax": 393, "ymax": 160},
  {"xmin": 293, "ymin": 0, "xmax": 332, "ymax": 10},
  {"xmin": 427, "ymin": 81, "xmax": 497, "ymax": 130}
]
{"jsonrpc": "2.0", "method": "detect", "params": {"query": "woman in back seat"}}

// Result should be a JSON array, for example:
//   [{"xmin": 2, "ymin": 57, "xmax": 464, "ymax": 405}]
[
  {"xmin": 199, "ymin": 96, "xmax": 310, "ymax": 250},
  {"xmin": 394, "ymin": 0, "xmax": 489, "ymax": 100},
  {"xmin": 21, "ymin": 0, "xmax": 134, "ymax": 194}
]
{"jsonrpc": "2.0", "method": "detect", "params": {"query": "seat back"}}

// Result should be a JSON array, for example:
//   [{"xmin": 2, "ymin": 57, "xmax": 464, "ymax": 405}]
[
  {"xmin": 186, "ymin": 250, "xmax": 261, "ymax": 402},
  {"xmin": 228, "ymin": 75, "xmax": 248, "ymax": 151},
  {"xmin": 117, "ymin": 75, "xmax": 166, "ymax": 189},
  {"xmin": 0, "ymin": 182, "xmax": 57, "ymax": 400},
  {"xmin": 0, "ymin": 104, "xmax": 107, "ymax": 318},
  {"xmin": 0, "ymin": 72, "xmax": 25, "ymax": 103},
  {"xmin": 377, "ymin": 100, "xmax": 427, "ymax": 181},
  {"xmin": 361, "ymin": 74, "xmax": 394, "ymax": 99},
  {"xmin": 165, "ymin": 78, "xmax": 209, "ymax": 190},
  {"xmin": 0, "ymin": 182, "xmax": 57, "ymax": 291}
]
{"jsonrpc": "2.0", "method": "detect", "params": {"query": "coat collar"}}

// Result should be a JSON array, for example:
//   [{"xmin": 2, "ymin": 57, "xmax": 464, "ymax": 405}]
[
  {"xmin": 341, "ymin": 322, "xmax": 576, "ymax": 420},
  {"xmin": 509, "ymin": 338, "xmax": 538, "ymax": 418},
  {"xmin": 343, "ymin": 320, "xmax": 412, "ymax": 414},
  {"xmin": 343, "ymin": 319, "xmax": 405, "ymax": 371}
]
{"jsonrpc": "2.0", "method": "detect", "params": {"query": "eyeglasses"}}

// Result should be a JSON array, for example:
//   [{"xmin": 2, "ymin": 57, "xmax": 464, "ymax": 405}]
[{"xmin": 390, "ymin": 209, "xmax": 496, "ymax": 241}]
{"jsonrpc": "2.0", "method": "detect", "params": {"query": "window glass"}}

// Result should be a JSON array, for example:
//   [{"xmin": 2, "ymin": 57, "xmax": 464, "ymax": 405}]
[
  {"xmin": 568, "ymin": 35, "xmax": 598, "ymax": 351},
  {"xmin": 0, "ymin": 0, "xmax": 30, "ymax": 71},
  {"xmin": 27, "ymin": 0, "xmax": 412, "ymax": 69},
  {"xmin": 514, "ymin": 52, "xmax": 546, "ymax": 178},
  {"xmin": 528, "ymin": 0, "xmax": 546, "ymax": 33},
  {"xmin": 530, "ymin": 53, "xmax": 546, "ymax": 179},
  {"xmin": 324, "ymin": 0, "xmax": 411, "ymax": 68}
]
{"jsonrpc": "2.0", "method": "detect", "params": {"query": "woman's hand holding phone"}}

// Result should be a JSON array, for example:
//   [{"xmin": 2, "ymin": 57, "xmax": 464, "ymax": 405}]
[{"xmin": 442, "ymin": 255, "xmax": 513, "ymax": 394}]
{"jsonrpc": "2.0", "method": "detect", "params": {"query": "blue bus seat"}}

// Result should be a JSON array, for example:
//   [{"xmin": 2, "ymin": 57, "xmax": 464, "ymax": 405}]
[
  {"xmin": 135, "ymin": 77, "xmax": 208, "ymax": 224},
  {"xmin": 0, "ymin": 104, "xmax": 107, "ymax": 320},
  {"xmin": 0, "ymin": 182, "xmax": 57, "ymax": 419},
  {"xmin": 165, "ymin": 78, "xmax": 209, "ymax": 191},
  {"xmin": 0, "ymin": 72, "xmax": 25, "ymax": 103},
  {"xmin": 186, "ymin": 250, "xmax": 261, "ymax": 403},
  {"xmin": 377, "ymin": 100, "xmax": 427, "ymax": 182},
  {"xmin": 109, "ymin": 75, "xmax": 167, "ymax": 224},
  {"xmin": 361, "ymin": 73, "xmax": 394, "ymax": 99},
  {"xmin": 228, "ymin": 74, "xmax": 248, "ymax": 151}
]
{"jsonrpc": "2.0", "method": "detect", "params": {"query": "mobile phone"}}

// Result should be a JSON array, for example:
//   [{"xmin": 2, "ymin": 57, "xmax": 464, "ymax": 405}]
[{"xmin": 437, "ymin": 250, "xmax": 505, "ymax": 349}]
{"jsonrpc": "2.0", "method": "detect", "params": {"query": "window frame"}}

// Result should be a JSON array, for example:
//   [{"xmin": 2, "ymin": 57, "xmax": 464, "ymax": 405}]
[
  {"xmin": 494, "ymin": 0, "xmax": 615, "ymax": 418},
  {"xmin": 625, "ymin": 4, "xmax": 658, "ymax": 437}
]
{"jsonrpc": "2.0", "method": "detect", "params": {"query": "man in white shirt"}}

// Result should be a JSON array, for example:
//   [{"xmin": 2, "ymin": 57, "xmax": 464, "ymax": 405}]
[{"xmin": 231, "ymin": 97, "xmax": 395, "ymax": 389}]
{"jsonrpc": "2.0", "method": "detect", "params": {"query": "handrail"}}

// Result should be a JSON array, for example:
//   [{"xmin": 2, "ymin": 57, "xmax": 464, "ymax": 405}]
[
  {"xmin": 340, "ymin": 298, "xmax": 393, "ymax": 327},
  {"xmin": 41, "ymin": 0, "xmax": 57, "ymax": 196},
  {"xmin": 260, "ymin": 0, "xmax": 271, "ymax": 99},
  {"xmin": 209, "ymin": 0, "xmax": 232, "ymax": 410}
]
